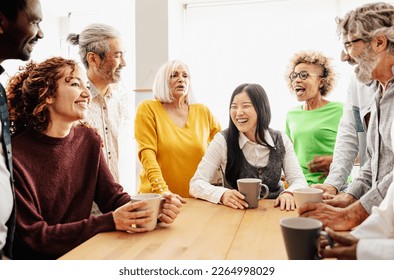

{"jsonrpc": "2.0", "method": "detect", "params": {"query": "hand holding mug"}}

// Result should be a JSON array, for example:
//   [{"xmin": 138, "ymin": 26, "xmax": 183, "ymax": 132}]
[
  {"xmin": 237, "ymin": 178, "xmax": 270, "ymax": 208},
  {"xmin": 280, "ymin": 217, "xmax": 334, "ymax": 260},
  {"xmin": 113, "ymin": 200, "xmax": 154, "ymax": 233},
  {"xmin": 159, "ymin": 192, "xmax": 183, "ymax": 224},
  {"xmin": 221, "ymin": 189, "xmax": 249, "ymax": 209}
]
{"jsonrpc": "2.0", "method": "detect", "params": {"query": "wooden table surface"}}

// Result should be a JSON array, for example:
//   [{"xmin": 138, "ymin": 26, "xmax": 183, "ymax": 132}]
[{"xmin": 59, "ymin": 198, "xmax": 297, "ymax": 260}]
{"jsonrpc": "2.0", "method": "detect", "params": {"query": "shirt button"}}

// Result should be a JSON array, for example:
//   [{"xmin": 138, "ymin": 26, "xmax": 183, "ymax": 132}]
[{"xmin": 3, "ymin": 121, "xmax": 7, "ymax": 126}]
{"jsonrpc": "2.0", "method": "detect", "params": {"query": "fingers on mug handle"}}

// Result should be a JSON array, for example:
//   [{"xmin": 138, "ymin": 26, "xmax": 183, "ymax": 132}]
[
  {"xmin": 319, "ymin": 231, "xmax": 334, "ymax": 248},
  {"xmin": 260, "ymin": 183, "xmax": 270, "ymax": 199}
]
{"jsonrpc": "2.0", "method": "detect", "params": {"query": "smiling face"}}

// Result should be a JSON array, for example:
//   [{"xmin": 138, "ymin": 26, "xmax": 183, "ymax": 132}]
[
  {"xmin": 96, "ymin": 37, "xmax": 126, "ymax": 84},
  {"xmin": 0, "ymin": 0, "xmax": 44, "ymax": 61},
  {"xmin": 342, "ymin": 35, "xmax": 379, "ymax": 84},
  {"xmin": 169, "ymin": 65, "xmax": 190, "ymax": 99},
  {"xmin": 46, "ymin": 66, "xmax": 91, "ymax": 125},
  {"xmin": 230, "ymin": 91, "xmax": 258, "ymax": 142},
  {"xmin": 291, "ymin": 63, "xmax": 324, "ymax": 102},
  {"xmin": 352, "ymin": 43, "xmax": 379, "ymax": 84}
]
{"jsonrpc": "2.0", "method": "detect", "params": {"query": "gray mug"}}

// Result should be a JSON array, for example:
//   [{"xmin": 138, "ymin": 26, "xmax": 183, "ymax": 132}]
[
  {"xmin": 237, "ymin": 178, "xmax": 269, "ymax": 208},
  {"xmin": 280, "ymin": 217, "xmax": 334, "ymax": 260}
]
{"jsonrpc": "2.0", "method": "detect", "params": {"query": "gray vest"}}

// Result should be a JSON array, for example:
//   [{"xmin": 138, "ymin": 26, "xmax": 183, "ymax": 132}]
[{"xmin": 221, "ymin": 129, "xmax": 285, "ymax": 199}]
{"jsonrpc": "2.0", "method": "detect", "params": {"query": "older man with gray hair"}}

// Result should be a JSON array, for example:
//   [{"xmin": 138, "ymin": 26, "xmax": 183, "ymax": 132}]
[
  {"xmin": 67, "ymin": 24, "xmax": 130, "ymax": 215},
  {"xmin": 300, "ymin": 2, "xmax": 394, "ymax": 231},
  {"xmin": 67, "ymin": 24, "xmax": 130, "ymax": 179}
]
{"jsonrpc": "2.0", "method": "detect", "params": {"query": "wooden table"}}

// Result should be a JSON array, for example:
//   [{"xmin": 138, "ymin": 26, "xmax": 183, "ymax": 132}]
[{"xmin": 59, "ymin": 198, "xmax": 297, "ymax": 260}]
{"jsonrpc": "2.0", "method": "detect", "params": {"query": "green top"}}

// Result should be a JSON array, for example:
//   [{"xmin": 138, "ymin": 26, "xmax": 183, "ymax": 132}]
[{"xmin": 285, "ymin": 101, "xmax": 344, "ymax": 185}]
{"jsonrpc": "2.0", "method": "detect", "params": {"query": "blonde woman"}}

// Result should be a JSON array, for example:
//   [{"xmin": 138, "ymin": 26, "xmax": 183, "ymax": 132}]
[{"xmin": 135, "ymin": 60, "xmax": 221, "ymax": 198}]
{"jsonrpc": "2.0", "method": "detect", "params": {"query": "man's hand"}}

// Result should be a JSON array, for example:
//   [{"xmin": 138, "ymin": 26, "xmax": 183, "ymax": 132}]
[
  {"xmin": 299, "ymin": 201, "xmax": 368, "ymax": 231},
  {"xmin": 324, "ymin": 192, "xmax": 357, "ymax": 208},
  {"xmin": 320, "ymin": 227, "xmax": 358, "ymax": 260},
  {"xmin": 310, "ymin": 183, "xmax": 338, "ymax": 198}
]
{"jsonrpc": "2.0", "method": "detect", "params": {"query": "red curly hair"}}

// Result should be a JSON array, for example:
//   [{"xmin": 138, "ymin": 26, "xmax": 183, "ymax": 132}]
[{"xmin": 6, "ymin": 57, "xmax": 78, "ymax": 136}]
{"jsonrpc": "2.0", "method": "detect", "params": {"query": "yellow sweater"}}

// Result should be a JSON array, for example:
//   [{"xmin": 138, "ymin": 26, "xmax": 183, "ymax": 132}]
[{"xmin": 135, "ymin": 100, "xmax": 221, "ymax": 197}]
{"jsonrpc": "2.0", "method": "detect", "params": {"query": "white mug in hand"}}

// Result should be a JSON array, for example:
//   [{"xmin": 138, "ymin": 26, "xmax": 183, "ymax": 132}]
[
  {"xmin": 130, "ymin": 193, "xmax": 164, "ymax": 231},
  {"xmin": 293, "ymin": 188, "xmax": 323, "ymax": 209}
]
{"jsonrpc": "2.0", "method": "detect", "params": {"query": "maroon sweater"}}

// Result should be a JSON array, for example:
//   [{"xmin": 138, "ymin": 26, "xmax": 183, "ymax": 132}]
[{"xmin": 12, "ymin": 125, "xmax": 131, "ymax": 259}]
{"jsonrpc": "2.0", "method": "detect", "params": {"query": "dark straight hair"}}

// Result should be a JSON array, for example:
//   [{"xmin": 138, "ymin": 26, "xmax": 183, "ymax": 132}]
[{"xmin": 225, "ymin": 83, "xmax": 273, "ymax": 188}]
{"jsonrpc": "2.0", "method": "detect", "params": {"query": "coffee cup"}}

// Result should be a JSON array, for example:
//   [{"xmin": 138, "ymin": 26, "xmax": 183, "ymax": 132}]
[
  {"xmin": 280, "ymin": 217, "xmax": 333, "ymax": 260},
  {"xmin": 293, "ymin": 188, "xmax": 323, "ymax": 209},
  {"xmin": 130, "ymin": 193, "xmax": 164, "ymax": 231},
  {"xmin": 237, "ymin": 178, "xmax": 269, "ymax": 208}
]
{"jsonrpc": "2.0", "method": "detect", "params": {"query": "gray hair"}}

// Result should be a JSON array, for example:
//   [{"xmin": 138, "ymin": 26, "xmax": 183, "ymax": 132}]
[
  {"xmin": 66, "ymin": 23, "xmax": 121, "ymax": 69},
  {"xmin": 336, "ymin": 2, "xmax": 394, "ymax": 53},
  {"xmin": 153, "ymin": 60, "xmax": 195, "ymax": 104}
]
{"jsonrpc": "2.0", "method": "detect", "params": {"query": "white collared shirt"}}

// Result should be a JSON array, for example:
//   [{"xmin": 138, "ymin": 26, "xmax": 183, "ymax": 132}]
[
  {"xmin": 190, "ymin": 130, "xmax": 307, "ymax": 203},
  {"xmin": 352, "ymin": 182, "xmax": 394, "ymax": 259},
  {"xmin": 85, "ymin": 82, "xmax": 131, "ymax": 182}
]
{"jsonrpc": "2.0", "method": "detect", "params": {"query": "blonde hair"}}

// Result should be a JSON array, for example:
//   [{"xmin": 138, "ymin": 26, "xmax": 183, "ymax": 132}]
[{"xmin": 152, "ymin": 60, "xmax": 195, "ymax": 104}]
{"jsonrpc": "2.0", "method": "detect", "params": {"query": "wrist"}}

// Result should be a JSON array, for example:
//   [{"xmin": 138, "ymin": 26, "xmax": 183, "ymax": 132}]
[{"xmin": 344, "ymin": 201, "xmax": 369, "ymax": 229}]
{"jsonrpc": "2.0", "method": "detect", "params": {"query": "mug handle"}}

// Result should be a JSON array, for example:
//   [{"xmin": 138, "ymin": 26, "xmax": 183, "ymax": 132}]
[
  {"xmin": 315, "ymin": 230, "xmax": 334, "ymax": 259},
  {"xmin": 157, "ymin": 196, "xmax": 166, "ymax": 223},
  {"xmin": 259, "ymin": 183, "xmax": 270, "ymax": 199}
]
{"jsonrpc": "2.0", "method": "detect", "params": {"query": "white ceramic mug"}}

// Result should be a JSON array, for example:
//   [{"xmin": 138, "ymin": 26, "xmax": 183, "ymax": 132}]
[
  {"xmin": 129, "ymin": 193, "xmax": 164, "ymax": 231},
  {"xmin": 293, "ymin": 188, "xmax": 323, "ymax": 209}
]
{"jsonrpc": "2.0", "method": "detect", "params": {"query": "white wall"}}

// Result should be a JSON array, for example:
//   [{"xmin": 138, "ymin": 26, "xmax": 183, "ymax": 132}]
[
  {"xmin": 181, "ymin": 0, "xmax": 382, "ymax": 130},
  {"xmin": 2, "ymin": 0, "xmax": 391, "ymax": 193}
]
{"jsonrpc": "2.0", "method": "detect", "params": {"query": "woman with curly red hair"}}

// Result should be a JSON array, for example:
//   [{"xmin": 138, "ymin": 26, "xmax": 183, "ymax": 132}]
[{"xmin": 7, "ymin": 57, "xmax": 182, "ymax": 259}]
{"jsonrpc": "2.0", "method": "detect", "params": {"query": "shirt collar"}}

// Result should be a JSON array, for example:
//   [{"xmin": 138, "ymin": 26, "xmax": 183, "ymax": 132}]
[
  {"xmin": 0, "ymin": 65, "xmax": 5, "ymax": 76},
  {"xmin": 88, "ymin": 80, "xmax": 112, "ymax": 98},
  {"xmin": 238, "ymin": 130, "xmax": 275, "ymax": 148}
]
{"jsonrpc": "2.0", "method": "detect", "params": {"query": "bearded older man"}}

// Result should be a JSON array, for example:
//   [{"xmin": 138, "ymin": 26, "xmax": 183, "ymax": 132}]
[{"xmin": 299, "ymin": 2, "xmax": 394, "ymax": 231}]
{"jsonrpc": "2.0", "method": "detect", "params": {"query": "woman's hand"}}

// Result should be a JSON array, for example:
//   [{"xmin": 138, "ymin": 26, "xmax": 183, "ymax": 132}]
[
  {"xmin": 220, "ymin": 189, "xmax": 249, "ymax": 209},
  {"xmin": 307, "ymin": 155, "xmax": 333, "ymax": 179},
  {"xmin": 158, "ymin": 193, "xmax": 183, "ymax": 224},
  {"xmin": 163, "ymin": 192, "xmax": 187, "ymax": 204},
  {"xmin": 274, "ymin": 192, "xmax": 295, "ymax": 211},
  {"xmin": 113, "ymin": 201, "xmax": 153, "ymax": 233}
]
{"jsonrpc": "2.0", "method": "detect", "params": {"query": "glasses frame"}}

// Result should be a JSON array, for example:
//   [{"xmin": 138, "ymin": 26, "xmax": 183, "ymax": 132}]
[
  {"xmin": 343, "ymin": 38, "xmax": 364, "ymax": 54},
  {"xmin": 289, "ymin": 70, "xmax": 322, "ymax": 81}
]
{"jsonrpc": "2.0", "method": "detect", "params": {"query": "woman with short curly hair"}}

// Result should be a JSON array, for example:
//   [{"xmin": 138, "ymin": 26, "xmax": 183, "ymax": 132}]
[{"xmin": 285, "ymin": 50, "xmax": 344, "ymax": 185}]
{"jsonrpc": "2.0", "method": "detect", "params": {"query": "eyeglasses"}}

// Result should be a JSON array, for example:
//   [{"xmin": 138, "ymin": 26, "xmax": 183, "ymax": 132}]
[
  {"xmin": 289, "ymin": 71, "xmax": 322, "ymax": 81},
  {"xmin": 343, "ymin": 38, "xmax": 363, "ymax": 54}
]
